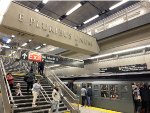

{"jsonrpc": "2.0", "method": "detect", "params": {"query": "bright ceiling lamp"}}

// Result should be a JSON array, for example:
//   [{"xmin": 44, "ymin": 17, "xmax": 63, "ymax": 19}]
[
  {"xmin": 42, "ymin": 0, "xmax": 49, "ymax": 4},
  {"xmin": 2, "ymin": 45, "xmax": 10, "ymax": 48},
  {"xmin": 21, "ymin": 43, "xmax": 27, "ymax": 47},
  {"xmin": 34, "ymin": 8, "xmax": 39, "ymax": 12},
  {"xmin": 18, "ymin": 47, "xmax": 21, "ymax": 50},
  {"xmin": 6, "ymin": 39, "xmax": 11, "ymax": 43},
  {"xmin": 83, "ymin": 15, "xmax": 99, "ymax": 24},
  {"xmin": 66, "ymin": 3, "xmax": 82, "ymax": 16},
  {"xmin": 109, "ymin": 0, "xmax": 129, "ymax": 10},
  {"xmin": 0, "ymin": 0, "xmax": 12, "ymax": 24},
  {"xmin": 35, "ymin": 46, "xmax": 41, "ymax": 50}
]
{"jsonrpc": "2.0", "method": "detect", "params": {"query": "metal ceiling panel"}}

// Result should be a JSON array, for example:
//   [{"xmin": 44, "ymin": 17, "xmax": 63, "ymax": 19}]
[
  {"xmin": 89, "ymin": 1, "xmax": 119, "ymax": 11},
  {"xmin": 66, "ymin": 2, "xmax": 99, "ymax": 25},
  {"xmin": 43, "ymin": 1, "xmax": 79, "ymax": 16}
]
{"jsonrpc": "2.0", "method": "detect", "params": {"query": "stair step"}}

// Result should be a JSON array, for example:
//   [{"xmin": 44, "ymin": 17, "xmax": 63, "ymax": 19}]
[
  {"xmin": 13, "ymin": 104, "xmax": 52, "ymax": 113},
  {"xmin": 12, "ymin": 94, "xmax": 52, "ymax": 99},
  {"xmin": 16, "ymin": 106, "xmax": 68, "ymax": 113}
]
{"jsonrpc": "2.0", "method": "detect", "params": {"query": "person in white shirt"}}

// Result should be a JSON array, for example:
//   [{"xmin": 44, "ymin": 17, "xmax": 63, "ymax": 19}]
[
  {"xmin": 32, "ymin": 80, "xmax": 43, "ymax": 107},
  {"xmin": 51, "ymin": 86, "xmax": 61, "ymax": 113}
]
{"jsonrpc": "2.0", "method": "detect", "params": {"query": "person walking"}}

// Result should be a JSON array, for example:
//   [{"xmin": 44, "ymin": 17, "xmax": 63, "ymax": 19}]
[
  {"xmin": 51, "ymin": 86, "xmax": 61, "ymax": 113},
  {"xmin": 32, "ymin": 80, "xmax": 43, "ymax": 107},
  {"xmin": 140, "ymin": 84, "xmax": 149, "ymax": 113},
  {"xmin": 25, "ymin": 69, "xmax": 35, "ymax": 93},
  {"xmin": 87, "ymin": 86, "xmax": 92, "ymax": 106},
  {"xmin": 81, "ymin": 86, "xmax": 87, "ymax": 107},
  {"xmin": 38, "ymin": 60, "xmax": 45, "ymax": 76},
  {"xmin": 133, "ymin": 86, "xmax": 142, "ymax": 113},
  {"xmin": 6, "ymin": 73, "xmax": 14, "ymax": 91},
  {"xmin": 31, "ymin": 61, "xmax": 37, "ymax": 74}
]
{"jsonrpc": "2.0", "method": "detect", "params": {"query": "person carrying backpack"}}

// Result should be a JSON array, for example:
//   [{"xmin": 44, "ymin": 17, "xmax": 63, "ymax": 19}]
[{"xmin": 24, "ymin": 69, "xmax": 35, "ymax": 93}]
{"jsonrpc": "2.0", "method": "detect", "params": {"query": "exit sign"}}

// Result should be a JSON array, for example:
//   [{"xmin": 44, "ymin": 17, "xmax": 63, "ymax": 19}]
[{"xmin": 28, "ymin": 51, "xmax": 42, "ymax": 62}]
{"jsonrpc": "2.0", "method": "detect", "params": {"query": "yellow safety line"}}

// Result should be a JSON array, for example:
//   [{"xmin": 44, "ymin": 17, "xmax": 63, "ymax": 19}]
[{"xmin": 64, "ymin": 104, "xmax": 122, "ymax": 113}]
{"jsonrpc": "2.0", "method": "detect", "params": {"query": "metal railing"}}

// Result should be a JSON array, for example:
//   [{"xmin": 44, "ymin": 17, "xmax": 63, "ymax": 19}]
[
  {"xmin": 0, "ymin": 58, "xmax": 14, "ymax": 113},
  {"xmin": 82, "ymin": 1, "xmax": 150, "ymax": 36},
  {"xmin": 45, "ymin": 69, "xmax": 80, "ymax": 113}
]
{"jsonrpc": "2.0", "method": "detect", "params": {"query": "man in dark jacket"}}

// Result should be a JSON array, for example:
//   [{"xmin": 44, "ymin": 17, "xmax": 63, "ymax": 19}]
[
  {"xmin": 87, "ymin": 86, "xmax": 92, "ymax": 106},
  {"xmin": 25, "ymin": 69, "xmax": 35, "ymax": 93},
  {"xmin": 140, "ymin": 84, "xmax": 150, "ymax": 113},
  {"xmin": 38, "ymin": 61, "xmax": 45, "ymax": 76}
]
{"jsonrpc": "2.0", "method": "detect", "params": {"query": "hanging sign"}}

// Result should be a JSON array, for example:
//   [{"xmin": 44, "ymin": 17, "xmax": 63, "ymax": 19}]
[
  {"xmin": 99, "ymin": 64, "xmax": 148, "ymax": 73},
  {"xmin": 28, "ymin": 51, "xmax": 42, "ymax": 62}
]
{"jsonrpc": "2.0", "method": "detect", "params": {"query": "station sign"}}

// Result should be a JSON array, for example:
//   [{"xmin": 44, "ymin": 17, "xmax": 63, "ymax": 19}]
[
  {"xmin": 20, "ymin": 50, "xmax": 84, "ymax": 68},
  {"xmin": 99, "ymin": 63, "xmax": 147, "ymax": 73}
]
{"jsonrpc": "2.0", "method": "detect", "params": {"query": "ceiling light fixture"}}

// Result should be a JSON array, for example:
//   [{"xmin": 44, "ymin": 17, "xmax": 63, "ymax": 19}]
[
  {"xmin": 57, "ymin": 19, "xmax": 60, "ymax": 22},
  {"xmin": 29, "ymin": 39, "xmax": 32, "ymax": 42},
  {"xmin": 18, "ymin": 47, "xmax": 21, "ymax": 50},
  {"xmin": 43, "ymin": 44, "xmax": 46, "ymax": 46},
  {"xmin": 34, "ymin": 8, "xmax": 39, "ymax": 12},
  {"xmin": 66, "ymin": 3, "xmax": 82, "ymax": 16},
  {"xmin": 83, "ymin": 15, "xmax": 99, "ymax": 24},
  {"xmin": 35, "ymin": 46, "xmax": 41, "ymax": 50},
  {"xmin": 88, "ymin": 44, "xmax": 150, "ymax": 60},
  {"xmin": 11, "ymin": 35, "xmax": 15, "ymax": 38},
  {"xmin": 109, "ymin": 0, "xmax": 129, "ymax": 10},
  {"xmin": 6, "ymin": 39, "xmax": 11, "ymax": 43},
  {"xmin": 21, "ymin": 43, "xmax": 27, "ymax": 47},
  {"xmin": 2, "ymin": 45, "xmax": 10, "ymax": 48},
  {"xmin": 12, "ymin": 51, "xmax": 16, "ymax": 54},
  {"xmin": 42, "ymin": 0, "xmax": 49, "ymax": 4}
]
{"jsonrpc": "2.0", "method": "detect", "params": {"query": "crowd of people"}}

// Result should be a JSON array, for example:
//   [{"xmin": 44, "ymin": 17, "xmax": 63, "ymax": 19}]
[
  {"xmin": 132, "ymin": 83, "xmax": 150, "ymax": 113},
  {"xmin": 5, "ymin": 61, "xmax": 61, "ymax": 113},
  {"xmin": 81, "ymin": 85, "xmax": 92, "ymax": 107}
]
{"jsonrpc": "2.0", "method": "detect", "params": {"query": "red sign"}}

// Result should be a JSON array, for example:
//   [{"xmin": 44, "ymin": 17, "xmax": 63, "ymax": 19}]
[{"xmin": 28, "ymin": 51, "xmax": 42, "ymax": 62}]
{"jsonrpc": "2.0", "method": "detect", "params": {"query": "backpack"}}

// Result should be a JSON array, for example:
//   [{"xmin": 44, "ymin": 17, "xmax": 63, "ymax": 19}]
[{"xmin": 24, "ymin": 76, "xmax": 28, "ymax": 82}]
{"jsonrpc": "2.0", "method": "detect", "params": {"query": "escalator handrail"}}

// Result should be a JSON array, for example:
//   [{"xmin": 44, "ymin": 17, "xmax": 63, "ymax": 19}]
[
  {"xmin": 48, "ymin": 70, "xmax": 79, "ymax": 100},
  {"xmin": 46, "ymin": 76, "xmax": 77, "ymax": 111},
  {"xmin": 0, "ymin": 59, "xmax": 14, "ymax": 104}
]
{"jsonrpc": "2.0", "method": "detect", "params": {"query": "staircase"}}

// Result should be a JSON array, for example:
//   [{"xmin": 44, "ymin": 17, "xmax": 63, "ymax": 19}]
[{"xmin": 12, "ymin": 75, "xmax": 68, "ymax": 113}]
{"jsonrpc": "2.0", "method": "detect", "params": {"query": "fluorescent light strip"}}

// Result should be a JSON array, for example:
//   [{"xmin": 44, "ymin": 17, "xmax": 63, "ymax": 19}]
[
  {"xmin": 6, "ymin": 39, "xmax": 11, "ymax": 43},
  {"xmin": 88, "ymin": 44, "xmax": 150, "ymax": 59},
  {"xmin": 83, "ymin": 15, "xmax": 99, "ymax": 24},
  {"xmin": 2, "ymin": 45, "xmax": 10, "ymax": 48},
  {"xmin": 34, "ymin": 8, "xmax": 39, "ymax": 12},
  {"xmin": 21, "ymin": 43, "xmax": 27, "ymax": 47},
  {"xmin": 35, "ymin": 46, "xmax": 41, "ymax": 50},
  {"xmin": 42, "ymin": 0, "xmax": 49, "ymax": 4},
  {"xmin": 12, "ymin": 51, "xmax": 16, "ymax": 54},
  {"xmin": 66, "ymin": 3, "xmax": 82, "ymax": 16},
  {"xmin": 109, "ymin": 0, "xmax": 129, "ymax": 10}
]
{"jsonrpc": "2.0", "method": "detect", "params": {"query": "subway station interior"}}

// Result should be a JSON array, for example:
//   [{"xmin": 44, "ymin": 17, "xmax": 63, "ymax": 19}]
[{"xmin": 0, "ymin": 0, "xmax": 150, "ymax": 113}]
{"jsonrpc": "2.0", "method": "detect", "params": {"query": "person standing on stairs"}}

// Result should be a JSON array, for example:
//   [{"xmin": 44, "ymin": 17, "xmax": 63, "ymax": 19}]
[
  {"xmin": 31, "ymin": 61, "xmax": 37, "ymax": 74},
  {"xmin": 51, "ymin": 86, "xmax": 61, "ymax": 113},
  {"xmin": 6, "ymin": 73, "xmax": 14, "ymax": 91},
  {"xmin": 32, "ymin": 80, "xmax": 43, "ymax": 107},
  {"xmin": 25, "ymin": 69, "xmax": 35, "ymax": 93}
]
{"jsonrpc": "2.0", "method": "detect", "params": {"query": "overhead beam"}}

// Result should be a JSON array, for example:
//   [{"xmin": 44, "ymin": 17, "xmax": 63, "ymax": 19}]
[{"xmin": 0, "ymin": 2, "xmax": 100, "ymax": 55}]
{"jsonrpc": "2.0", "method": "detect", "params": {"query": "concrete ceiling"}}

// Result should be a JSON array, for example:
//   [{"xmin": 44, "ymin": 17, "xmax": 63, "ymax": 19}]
[{"xmin": 16, "ymin": 1, "xmax": 137, "ymax": 29}]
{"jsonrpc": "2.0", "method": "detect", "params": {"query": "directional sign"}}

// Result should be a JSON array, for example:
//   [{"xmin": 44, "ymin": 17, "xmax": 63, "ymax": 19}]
[
  {"xmin": 42, "ymin": 54, "xmax": 84, "ymax": 68},
  {"xmin": 20, "ymin": 50, "xmax": 29, "ymax": 60}
]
